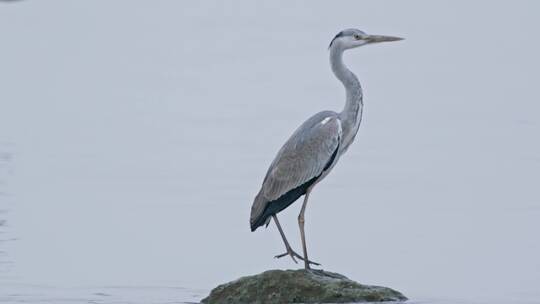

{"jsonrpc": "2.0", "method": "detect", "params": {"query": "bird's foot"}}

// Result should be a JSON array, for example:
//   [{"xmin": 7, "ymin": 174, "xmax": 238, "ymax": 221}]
[{"xmin": 274, "ymin": 248, "xmax": 321, "ymax": 266}]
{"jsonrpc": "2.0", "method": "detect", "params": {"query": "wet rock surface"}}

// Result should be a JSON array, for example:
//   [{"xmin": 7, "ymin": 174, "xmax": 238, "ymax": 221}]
[{"xmin": 201, "ymin": 269, "xmax": 407, "ymax": 304}]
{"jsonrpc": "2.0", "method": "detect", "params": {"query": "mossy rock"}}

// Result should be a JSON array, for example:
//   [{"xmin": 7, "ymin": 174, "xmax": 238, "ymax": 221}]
[{"xmin": 201, "ymin": 269, "xmax": 407, "ymax": 304}]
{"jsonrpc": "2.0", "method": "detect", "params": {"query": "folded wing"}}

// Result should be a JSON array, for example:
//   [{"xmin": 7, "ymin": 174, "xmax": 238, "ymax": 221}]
[{"xmin": 250, "ymin": 111, "xmax": 342, "ymax": 231}]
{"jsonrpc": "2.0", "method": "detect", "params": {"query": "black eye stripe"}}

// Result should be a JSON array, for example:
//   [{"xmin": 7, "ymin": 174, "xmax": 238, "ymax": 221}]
[{"xmin": 328, "ymin": 31, "xmax": 345, "ymax": 48}]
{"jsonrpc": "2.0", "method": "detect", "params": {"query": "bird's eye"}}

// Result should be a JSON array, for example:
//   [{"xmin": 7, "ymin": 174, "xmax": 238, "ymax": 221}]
[{"xmin": 353, "ymin": 34, "xmax": 362, "ymax": 40}]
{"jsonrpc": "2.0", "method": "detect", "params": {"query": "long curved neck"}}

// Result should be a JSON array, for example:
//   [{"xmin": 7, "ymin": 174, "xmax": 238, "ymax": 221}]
[{"xmin": 330, "ymin": 46, "xmax": 363, "ymax": 149}]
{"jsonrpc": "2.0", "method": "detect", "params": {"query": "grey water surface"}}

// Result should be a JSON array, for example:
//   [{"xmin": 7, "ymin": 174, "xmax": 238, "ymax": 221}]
[{"xmin": 1, "ymin": 1, "xmax": 539, "ymax": 303}]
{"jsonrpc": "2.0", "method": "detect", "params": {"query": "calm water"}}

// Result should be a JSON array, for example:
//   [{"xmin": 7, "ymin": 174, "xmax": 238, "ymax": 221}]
[
  {"xmin": 2, "ymin": 285, "xmax": 535, "ymax": 304},
  {"xmin": 1, "ymin": 1, "xmax": 540, "ymax": 303},
  {"xmin": 1, "ymin": 141, "xmax": 539, "ymax": 304}
]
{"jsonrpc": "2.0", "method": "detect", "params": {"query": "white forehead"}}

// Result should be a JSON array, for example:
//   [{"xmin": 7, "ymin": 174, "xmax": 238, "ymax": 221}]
[{"xmin": 339, "ymin": 29, "xmax": 366, "ymax": 37}]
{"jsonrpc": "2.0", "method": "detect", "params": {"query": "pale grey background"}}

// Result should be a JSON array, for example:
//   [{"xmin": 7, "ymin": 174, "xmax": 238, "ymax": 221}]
[{"xmin": 1, "ymin": 1, "xmax": 539, "ymax": 303}]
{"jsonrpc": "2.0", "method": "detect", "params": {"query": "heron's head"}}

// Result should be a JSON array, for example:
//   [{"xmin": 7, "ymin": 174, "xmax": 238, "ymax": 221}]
[{"xmin": 329, "ymin": 28, "xmax": 403, "ymax": 50}]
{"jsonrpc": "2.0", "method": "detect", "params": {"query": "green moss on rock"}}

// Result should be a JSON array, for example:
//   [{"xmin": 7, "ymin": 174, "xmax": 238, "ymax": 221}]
[{"xmin": 201, "ymin": 269, "xmax": 406, "ymax": 304}]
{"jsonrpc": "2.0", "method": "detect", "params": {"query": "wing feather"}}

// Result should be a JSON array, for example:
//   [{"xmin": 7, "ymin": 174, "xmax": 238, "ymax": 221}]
[{"xmin": 250, "ymin": 111, "xmax": 342, "ymax": 229}]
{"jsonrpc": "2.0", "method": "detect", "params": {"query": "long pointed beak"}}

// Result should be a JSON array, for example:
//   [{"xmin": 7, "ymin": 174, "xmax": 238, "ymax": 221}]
[{"xmin": 366, "ymin": 35, "xmax": 404, "ymax": 43}]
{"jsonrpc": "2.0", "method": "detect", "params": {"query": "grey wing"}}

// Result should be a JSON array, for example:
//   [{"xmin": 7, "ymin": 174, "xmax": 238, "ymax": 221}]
[{"xmin": 250, "ymin": 111, "xmax": 342, "ymax": 229}]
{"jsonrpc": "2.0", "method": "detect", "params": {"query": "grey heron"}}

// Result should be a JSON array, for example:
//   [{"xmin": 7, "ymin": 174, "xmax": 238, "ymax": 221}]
[{"xmin": 250, "ymin": 29, "xmax": 403, "ymax": 269}]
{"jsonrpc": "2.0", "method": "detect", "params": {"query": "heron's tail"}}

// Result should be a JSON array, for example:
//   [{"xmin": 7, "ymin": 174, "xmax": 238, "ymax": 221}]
[{"xmin": 250, "ymin": 192, "xmax": 268, "ymax": 232}]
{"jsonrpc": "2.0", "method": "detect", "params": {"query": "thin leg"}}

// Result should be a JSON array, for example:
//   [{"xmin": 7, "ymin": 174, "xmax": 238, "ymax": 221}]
[
  {"xmin": 298, "ymin": 189, "xmax": 311, "ymax": 270},
  {"xmin": 273, "ymin": 214, "xmax": 320, "ymax": 266},
  {"xmin": 273, "ymin": 214, "xmax": 297, "ymax": 263}
]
